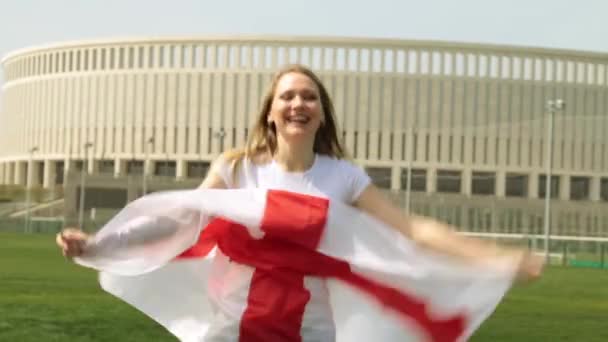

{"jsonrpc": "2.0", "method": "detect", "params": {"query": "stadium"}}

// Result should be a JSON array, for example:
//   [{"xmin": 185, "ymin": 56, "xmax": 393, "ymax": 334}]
[
  {"xmin": 2, "ymin": 35, "xmax": 608, "ymax": 342},
  {"xmin": 1, "ymin": 36, "xmax": 607, "ymax": 240}
]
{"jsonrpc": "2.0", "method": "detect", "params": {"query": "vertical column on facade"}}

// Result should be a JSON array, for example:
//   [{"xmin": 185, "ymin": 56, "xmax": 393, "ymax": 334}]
[
  {"xmin": 88, "ymin": 68, "xmax": 99, "ymax": 164},
  {"xmin": 105, "ymin": 71, "xmax": 116, "ymax": 160},
  {"xmin": 559, "ymin": 175, "xmax": 570, "ymax": 201},
  {"xmin": 368, "ymin": 58, "xmax": 379, "ymax": 161},
  {"xmin": 380, "ymin": 49, "xmax": 393, "ymax": 162},
  {"xmin": 114, "ymin": 158, "xmax": 126, "ymax": 178},
  {"xmin": 187, "ymin": 65, "xmax": 201, "ymax": 156},
  {"xmin": 74, "ymin": 55, "xmax": 84, "ymax": 156},
  {"xmin": 529, "ymin": 57, "xmax": 542, "ymax": 171},
  {"xmin": 43, "ymin": 160, "xmax": 57, "ymax": 188},
  {"xmin": 463, "ymin": 53, "xmax": 477, "ymax": 168},
  {"xmin": 392, "ymin": 54, "xmax": 406, "ymax": 165},
  {"xmin": 528, "ymin": 171, "xmax": 539, "ymax": 199},
  {"xmin": 115, "ymin": 68, "xmax": 126, "ymax": 158},
  {"xmin": 143, "ymin": 71, "xmax": 156, "ymax": 159},
  {"xmin": 124, "ymin": 71, "xmax": 136, "ymax": 158},
  {"xmin": 590, "ymin": 176, "xmax": 601, "ymax": 201},
  {"xmin": 234, "ymin": 60, "xmax": 248, "ymax": 150},
  {"xmin": 0, "ymin": 163, "xmax": 5, "ymax": 185},
  {"xmin": 27, "ymin": 159, "xmax": 41, "ymax": 187},
  {"xmin": 426, "ymin": 50, "xmax": 439, "ymax": 165},
  {"xmin": 63, "ymin": 159, "xmax": 74, "ymax": 180},
  {"xmin": 512, "ymin": 55, "xmax": 524, "ymax": 170},
  {"xmin": 413, "ymin": 51, "xmax": 426, "ymax": 166},
  {"xmin": 603, "ymin": 63, "xmax": 608, "ymax": 174},
  {"xmin": 437, "ymin": 50, "xmax": 447, "ymax": 164},
  {"xmin": 154, "ymin": 47, "xmax": 166, "ymax": 160},
  {"xmin": 176, "ymin": 159, "xmax": 186, "ymax": 180},
  {"xmin": 473, "ymin": 54, "xmax": 487, "ymax": 166},
  {"xmin": 223, "ymin": 66, "xmax": 236, "ymax": 152},
  {"xmin": 391, "ymin": 166, "xmax": 401, "ymax": 191},
  {"xmin": 199, "ymin": 70, "xmax": 211, "ymax": 157},
  {"xmin": 210, "ymin": 45, "xmax": 224, "ymax": 155},
  {"xmin": 426, "ymin": 168, "xmax": 437, "ymax": 194},
  {"xmin": 38, "ymin": 79, "xmax": 48, "ymax": 158},
  {"xmin": 133, "ymin": 72, "xmax": 145, "ymax": 157},
  {"xmin": 591, "ymin": 62, "xmax": 602, "ymax": 175},
  {"xmin": 563, "ymin": 61, "xmax": 576, "ymax": 172},
  {"xmin": 495, "ymin": 170, "xmax": 506, "ymax": 198},
  {"xmin": 488, "ymin": 53, "xmax": 500, "ymax": 167},
  {"xmin": 14, "ymin": 161, "xmax": 26, "ymax": 186},
  {"xmin": 356, "ymin": 49, "xmax": 369, "ymax": 161},
  {"xmin": 6, "ymin": 163, "xmax": 16, "ymax": 185},
  {"xmin": 508, "ymin": 54, "xmax": 517, "ymax": 168},
  {"xmin": 582, "ymin": 60, "xmax": 593, "ymax": 173},
  {"xmin": 344, "ymin": 71, "xmax": 357, "ymax": 154},
  {"xmin": 148, "ymin": 160, "xmax": 157, "ymax": 178},
  {"xmin": 88, "ymin": 159, "xmax": 98, "ymax": 175},
  {"xmin": 518, "ymin": 59, "xmax": 530, "ymax": 170},
  {"xmin": 176, "ymin": 70, "xmax": 188, "ymax": 156},
  {"xmin": 497, "ymin": 55, "xmax": 510, "ymax": 169},
  {"xmin": 461, "ymin": 169, "xmax": 472, "ymax": 196}
]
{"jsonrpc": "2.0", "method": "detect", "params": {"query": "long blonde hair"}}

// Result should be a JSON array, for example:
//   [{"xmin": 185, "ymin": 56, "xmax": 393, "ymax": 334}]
[{"xmin": 225, "ymin": 64, "xmax": 346, "ymax": 171}]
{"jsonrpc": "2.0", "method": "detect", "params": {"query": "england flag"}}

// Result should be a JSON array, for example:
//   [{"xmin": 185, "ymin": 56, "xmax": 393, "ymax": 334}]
[{"xmin": 75, "ymin": 188, "xmax": 516, "ymax": 342}]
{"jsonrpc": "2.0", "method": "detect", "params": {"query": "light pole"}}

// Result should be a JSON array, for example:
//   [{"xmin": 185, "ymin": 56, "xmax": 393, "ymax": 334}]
[
  {"xmin": 25, "ymin": 146, "xmax": 38, "ymax": 233},
  {"xmin": 543, "ymin": 99, "xmax": 565, "ymax": 263},
  {"xmin": 143, "ymin": 137, "xmax": 154, "ymax": 195},
  {"xmin": 78, "ymin": 142, "xmax": 93, "ymax": 230}
]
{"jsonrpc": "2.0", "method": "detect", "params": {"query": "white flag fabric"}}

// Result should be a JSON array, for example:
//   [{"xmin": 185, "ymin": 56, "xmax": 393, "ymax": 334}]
[{"xmin": 75, "ymin": 188, "xmax": 516, "ymax": 342}]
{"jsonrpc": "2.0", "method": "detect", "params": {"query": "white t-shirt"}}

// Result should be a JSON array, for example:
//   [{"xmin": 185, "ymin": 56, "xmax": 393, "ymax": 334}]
[
  {"xmin": 212, "ymin": 153, "xmax": 371, "ymax": 205},
  {"xmin": 205, "ymin": 153, "xmax": 371, "ymax": 341}
]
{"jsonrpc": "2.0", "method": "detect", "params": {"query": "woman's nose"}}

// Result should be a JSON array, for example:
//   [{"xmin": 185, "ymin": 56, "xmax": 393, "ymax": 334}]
[{"xmin": 292, "ymin": 96, "xmax": 304, "ymax": 108}]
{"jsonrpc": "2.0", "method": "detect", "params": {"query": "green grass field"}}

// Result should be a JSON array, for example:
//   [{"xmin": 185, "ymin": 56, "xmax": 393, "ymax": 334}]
[{"xmin": 2, "ymin": 232, "xmax": 607, "ymax": 341}]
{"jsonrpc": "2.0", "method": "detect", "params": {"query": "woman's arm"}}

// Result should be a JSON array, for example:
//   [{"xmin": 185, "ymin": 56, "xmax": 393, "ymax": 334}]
[
  {"xmin": 354, "ymin": 184, "xmax": 543, "ymax": 280},
  {"xmin": 57, "ymin": 165, "xmax": 228, "ymax": 258},
  {"xmin": 198, "ymin": 169, "xmax": 228, "ymax": 189}
]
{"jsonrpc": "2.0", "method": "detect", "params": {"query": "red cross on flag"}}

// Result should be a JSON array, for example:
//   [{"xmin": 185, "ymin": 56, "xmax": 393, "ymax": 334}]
[{"xmin": 76, "ymin": 189, "xmax": 516, "ymax": 342}]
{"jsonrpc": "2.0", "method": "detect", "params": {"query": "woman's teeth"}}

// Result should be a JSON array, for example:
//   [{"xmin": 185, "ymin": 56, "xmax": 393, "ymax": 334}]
[{"xmin": 287, "ymin": 115, "xmax": 310, "ymax": 123}]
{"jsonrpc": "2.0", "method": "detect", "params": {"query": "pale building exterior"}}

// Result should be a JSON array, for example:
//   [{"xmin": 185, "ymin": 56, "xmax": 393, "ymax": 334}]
[{"xmin": 1, "ymin": 36, "xmax": 607, "ymax": 205}]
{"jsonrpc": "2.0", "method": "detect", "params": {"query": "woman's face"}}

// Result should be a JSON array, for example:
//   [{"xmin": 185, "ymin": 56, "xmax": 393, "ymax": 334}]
[{"xmin": 268, "ymin": 72, "xmax": 324, "ymax": 143}]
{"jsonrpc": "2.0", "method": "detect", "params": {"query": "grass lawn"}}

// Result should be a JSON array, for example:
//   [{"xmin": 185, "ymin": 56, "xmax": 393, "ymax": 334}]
[{"xmin": 1, "ymin": 232, "xmax": 607, "ymax": 341}]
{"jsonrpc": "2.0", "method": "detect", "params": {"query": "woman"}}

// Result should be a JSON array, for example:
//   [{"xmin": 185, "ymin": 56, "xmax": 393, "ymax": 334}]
[{"xmin": 58, "ymin": 64, "xmax": 543, "ymax": 341}]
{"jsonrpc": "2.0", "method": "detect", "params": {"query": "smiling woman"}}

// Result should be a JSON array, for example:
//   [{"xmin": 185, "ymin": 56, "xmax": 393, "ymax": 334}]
[
  {"xmin": 56, "ymin": 62, "xmax": 544, "ymax": 342},
  {"xmin": 215, "ymin": 65, "xmax": 345, "ymax": 175}
]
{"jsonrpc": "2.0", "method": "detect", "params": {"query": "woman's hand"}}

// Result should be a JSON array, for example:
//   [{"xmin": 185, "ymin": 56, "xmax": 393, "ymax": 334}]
[
  {"xmin": 513, "ymin": 250, "xmax": 545, "ymax": 283},
  {"xmin": 56, "ymin": 228, "xmax": 89, "ymax": 258}
]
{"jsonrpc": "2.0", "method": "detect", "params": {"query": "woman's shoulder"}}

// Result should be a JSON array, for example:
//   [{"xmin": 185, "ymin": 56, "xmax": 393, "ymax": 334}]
[
  {"xmin": 317, "ymin": 154, "xmax": 366, "ymax": 173},
  {"xmin": 220, "ymin": 149, "xmax": 271, "ymax": 164}
]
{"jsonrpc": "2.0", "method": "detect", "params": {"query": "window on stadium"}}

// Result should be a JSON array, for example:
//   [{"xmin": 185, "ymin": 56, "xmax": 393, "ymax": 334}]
[
  {"xmin": 505, "ymin": 173, "xmax": 528, "ymax": 197},
  {"xmin": 55, "ymin": 161, "xmax": 64, "ymax": 185},
  {"xmin": 98, "ymin": 160, "xmax": 115, "ymax": 175},
  {"xmin": 187, "ymin": 161, "xmax": 210, "ymax": 179},
  {"xmin": 569, "ymin": 176, "xmax": 590, "ymax": 201},
  {"xmin": 154, "ymin": 161, "xmax": 176, "ymax": 177},
  {"xmin": 366, "ymin": 167, "xmax": 392, "ymax": 189},
  {"xmin": 400, "ymin": 168, "xmax": 427, "ymax": 192},
  {"xmin": 600, "ymin": 178, "xmax": 608, "ymax": 201},
  {"xmin": 126, "ymin": 160, "xmax": 143, "ymax": 175},
  {"xmin": 538, "ymin": 174, "xmax": 559, "ymax": 199},
  {"xmin": 472, "ymin": 172, "xmax": 495, "ymax": 195},
  {"xmin": 436, "ymin": 170, "xmax": 461, "ymax": 194}
]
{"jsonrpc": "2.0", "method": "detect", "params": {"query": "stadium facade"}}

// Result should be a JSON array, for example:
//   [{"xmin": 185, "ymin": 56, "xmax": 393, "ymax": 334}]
[{"xmin": 1, "ymin": 36, "xmax": 607, "ymax": 204}]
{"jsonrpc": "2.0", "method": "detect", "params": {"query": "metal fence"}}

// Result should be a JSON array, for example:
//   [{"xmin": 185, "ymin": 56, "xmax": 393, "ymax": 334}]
[{"xmin": 2, "ymin": 174, "xmax": 608, "ymax": 269}]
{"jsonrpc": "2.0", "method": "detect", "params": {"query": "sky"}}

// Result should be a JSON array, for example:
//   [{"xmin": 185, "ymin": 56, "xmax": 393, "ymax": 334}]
[{"xmin": 0, "ymin": 0, "xmax": 607, "ymax": 84}]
